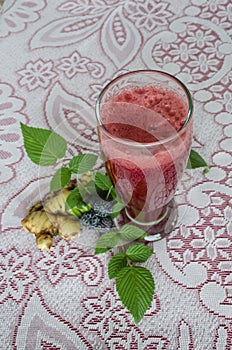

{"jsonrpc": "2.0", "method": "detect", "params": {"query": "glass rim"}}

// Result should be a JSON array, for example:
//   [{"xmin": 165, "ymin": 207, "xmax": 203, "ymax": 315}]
[{"xmin": 95, "ymin": 69, "xmax": 193, "ymax": 147}]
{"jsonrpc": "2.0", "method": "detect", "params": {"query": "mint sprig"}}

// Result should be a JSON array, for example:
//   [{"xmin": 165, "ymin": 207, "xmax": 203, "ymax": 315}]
[
  {"xmin": 95, "ymin": 224, "xmax": 147, "ymax": 255},
  {"xmin": 108, "ymin": 254, "xmax": 128, "ymax": 279},
  {"xmin": 94, "ymin": 172, "xmax": 117, "ymax": 199},
  {"xmin": 50, "ymin": 153, "xmax": 98, "ymax": 192},
  {"xmin": 110, "ymin": 201, "xmax": 125, "ymax": 219},
  {"xmin": 69, "ymin": 154, "xmax": 97, "ymax": 174},
  {"xmin": 50, "ymin": 168, "xmax": 71, "ymax": 192},
  {"xmin": 95, "ymin": 231, "xmax": 119, "ymax": 254},
  {"xmin": 116, "ymin": 266, "xmax": 155, "ymax": 324},
  {"xmin": 126, "ymin": 244, "xmax": 153, "ymax": 262},
  {"xmin": 119, "ymin": 225, "xmax": 147, "ymax": 241},
  {"xmin": 108, "ymin": 245, "xmax": 153, "ymax": 279},
  {"xmin": 20, "ymin": 123, "xmax": 67, "ymax": 166},
  {"xmin": 107, "ymin": 243, "xmax": 154, "ymax": 323}
]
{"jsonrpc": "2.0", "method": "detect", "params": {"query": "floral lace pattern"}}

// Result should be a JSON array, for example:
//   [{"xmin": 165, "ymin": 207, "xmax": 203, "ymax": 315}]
[
  {"xmin": 0, "ymin": 0, "xmax": 46, "ymax": 37},
  {"xmin": 18, "ymin": 59, "xmax": 57, "ymax": 91},
  {"xmin": 0, "ymin": 248, "xmax": 36, "ymax": 303},
  {"xmin": 0, "ymin": 0, "xmax": 232, "ymax": 348},
  {"xmin": 0, "ymin": 83, "xmax": 27, "ymax": 184}
]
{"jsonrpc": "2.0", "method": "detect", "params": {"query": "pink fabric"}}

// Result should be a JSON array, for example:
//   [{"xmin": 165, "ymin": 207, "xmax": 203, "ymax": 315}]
[{"xmin": 0, "ymin": 0, "xmax": 232, "ymax": 348}]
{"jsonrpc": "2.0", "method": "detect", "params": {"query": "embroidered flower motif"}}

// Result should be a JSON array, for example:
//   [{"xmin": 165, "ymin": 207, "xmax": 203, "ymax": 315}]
[
  {"xmin": 126, "ymin": 1, "xmax": 172, "ymax": 31},
  {"xmin": 57, "ymin": 51, "xmax": 105, "ymax": 79},
  {"xmin": 57, "ymin": 51, "xmax": 90, "ymax": 79},
  {"xmin": 189, "ymin": 53, "xmax": 219, "ymax": 74},
  {"xmin": 147, "ymin": 21, "xmax": 224, "ymax": 84},
  {"xmin": 81, "ymin": 288, "xmax": 160, "ymax": 341},
  {"xmin": 169, "ymin": 42, "xmax": 197, "ymax": 62},
  {"xmin": 81, "ymin": 289, "xmax": 130, "ymax": 339},
  {"xmin": 36, "ymin": 241, "xmax": 85, "ymax": 284},
  {"xmin": 186, "ymin": 29, "xmax": 216, "ymax": 48},
  {"xmin": 191, "ymin": 227, "xmax": 231, "ymax": 261},
  {"xmin": 18, "ymin": 59, "xmax": 57, "ymax": 91},
  {"xmin": 36, "ymin": 240, "xmax": 104, "ymax": 285},
  {"xmin": 0, "ymin": 248, "xmax": 36, "ymax": 303}
]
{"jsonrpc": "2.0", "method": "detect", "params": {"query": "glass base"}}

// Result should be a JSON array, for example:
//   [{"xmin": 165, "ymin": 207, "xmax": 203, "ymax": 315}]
[{"xmin": 118, "ymin": 199, "xmax": 178, "ymax": 242}]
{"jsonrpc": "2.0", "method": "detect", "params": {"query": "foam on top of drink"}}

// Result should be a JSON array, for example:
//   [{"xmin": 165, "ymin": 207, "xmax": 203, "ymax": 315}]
[{"xmin": 101, "ymin": 86, "xmax": 188, "ymax": 143}]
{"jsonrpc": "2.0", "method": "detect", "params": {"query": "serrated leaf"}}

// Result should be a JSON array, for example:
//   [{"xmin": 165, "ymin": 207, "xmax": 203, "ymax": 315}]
[
  {"xmin": 110, "ymin": 201, "xmax": 125, "ymax": 219},
  {"xmin": 126, "ymin": 244, "xmax": 153, "ymax": 263},
  {"xmin": 187, "ymin": 149, "xmax": 209, "ymax": 170},
  {"xmin": 65, "ymin": 187, "xmax": 91, "ymax": 214},
  {"xmin": 65, "ymin": 187, "xmax": 82, "ymax": 210},
  {"xmin": 95, "ymin": 231, "xmax": 119, "ymax": 254},
  {"xmin": 119, "ymin": 225, "xmax": 146, "ymax": 242},
  {"xmin": 110, "ymin": 187, "xmax": 118, "ymax": 199},
  {"xmin": 20, "ymin": 123, "xmax": 67, "ymax": 166},
  {"xmin": 108, "ymin": 253, "xmax": 128, "ymax": 279},
  {"xmin": 85, "ymin": 180, "xmax": 96, "ymax": 193},
  {"xmin": 69, "ymin": 154, "xmax": 97, "ymax": 174},
  {"xmin": 116, "ymin": 266, "xmax": 155, "ymax": 323},
  {"xmin": 50, "ymin": 168, "xmax": 71, "ymax": 192},
  {"xmin": 94, "ymin": 172, "xmax": 113, "ymax": 191}
]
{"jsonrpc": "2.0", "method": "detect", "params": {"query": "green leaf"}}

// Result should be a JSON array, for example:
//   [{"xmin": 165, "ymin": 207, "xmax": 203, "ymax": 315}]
[
  {"xmin": 50, "ymin": 168, "xmax": 71, "ymax": 192},
  {"xmin": 76, "ymin": 181, "xmax": 92, "ymax": 202},
  {"xmin": 110, "ymin": 201, "xmax": 125, "ymax": 219},
  {"xmin": 119, "ymin": 225, "xmax": 146, "ymax": 242},
  {"xmin": 95, "ymin": 231, "xmax": 119, "ymax": 254},
  {"xmin": 116, "ymin": 266, "xmax": 155, "ymax": 323},
  {"xmin": 187, "ymin": 149, "xmax": 209, "ymax": 170},
  {"xmin": 126, "ymin": 244, "xmax": 153, "ymax": 263},
  {"xmin": 20, "ymin": 123, "xmax": 67, "ymax": 166},
  {"xmin": 110, "ymin": 187, "xmax": 118, "ymax": 199},
  {"xmin": 203, "ymin": 166, "xmax": 210, "ymax": 174},
  {"xmin": 65, "ymin": 187, "xmax": 91, "ymax": 215},
  {"xmin": 69, "ymin": 154, "xmax": 97, "ymax": 174},
  {"xmin": 94, "ymin": 172, "xmax": 113, "ymax": 191},
  {"xmin": 70, "ymin": 207, "xmax": 82, "ymax": 218},
  {"xmin": 85, "ymin": 180, "xmax": 96, "ymax": 194},
  {"xmin": 106, "ymin": 185, "xmax": 114, "ymax": 200},
  {"xmin": 65, "ymin": 187, "xmax": 82, "ymax": 210},
  {"xmin": 108, "ymin": 254, "xmax": 128, "ymax": 279}
]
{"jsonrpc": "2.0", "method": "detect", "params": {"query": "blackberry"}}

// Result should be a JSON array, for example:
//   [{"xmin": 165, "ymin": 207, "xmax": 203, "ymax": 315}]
[
  {"xmin": 86, "ymin": 195, "xmax": 116, "ymax": 218},
  {"xmin": 80, "ymin": 209, "xmax": 114, "ymax": 230}
]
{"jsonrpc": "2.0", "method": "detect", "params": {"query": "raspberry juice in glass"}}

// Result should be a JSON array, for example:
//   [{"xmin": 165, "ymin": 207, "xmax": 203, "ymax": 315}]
[{"xmin": 96, "ymin": 70, "xmax": 193, "ymax": 241}]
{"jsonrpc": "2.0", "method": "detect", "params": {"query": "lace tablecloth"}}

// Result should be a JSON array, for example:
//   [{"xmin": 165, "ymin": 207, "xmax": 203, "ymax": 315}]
[{"xmin": 0, "ymin": 1, "xmax": 232, "ymax": 349}]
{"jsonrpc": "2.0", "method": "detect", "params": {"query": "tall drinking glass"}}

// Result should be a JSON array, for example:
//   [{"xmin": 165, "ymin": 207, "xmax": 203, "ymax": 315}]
[{"xmin": 96, "ymin": 70, "xmax": 193, "ymax": 241}]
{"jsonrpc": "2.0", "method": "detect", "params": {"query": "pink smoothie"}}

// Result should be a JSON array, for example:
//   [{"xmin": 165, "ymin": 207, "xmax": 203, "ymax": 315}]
[{"xmin": 99, "ymin": 86, "xmax": 192, "ymax": 222}]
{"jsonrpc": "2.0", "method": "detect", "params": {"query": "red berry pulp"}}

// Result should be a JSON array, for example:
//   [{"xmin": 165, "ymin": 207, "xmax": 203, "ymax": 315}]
[{"xmin": 99, "ymin": 86, "xmax": 192, "ymax": 222}]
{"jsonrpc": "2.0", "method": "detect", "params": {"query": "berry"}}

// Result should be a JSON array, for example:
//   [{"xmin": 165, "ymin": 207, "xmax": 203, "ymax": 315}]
[
  {"xmin": 85, "ymin": 195, "xmax": 116, "ymax": 217},
  {"xmin": 80, "ymin": 209, "xmax": 114, "ymax": 230}
]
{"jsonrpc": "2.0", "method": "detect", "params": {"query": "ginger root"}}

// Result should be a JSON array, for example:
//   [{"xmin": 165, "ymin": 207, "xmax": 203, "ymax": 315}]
[{"xmin": 21, "ymin": 186, "xmax": 81, "ymax": 252}]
